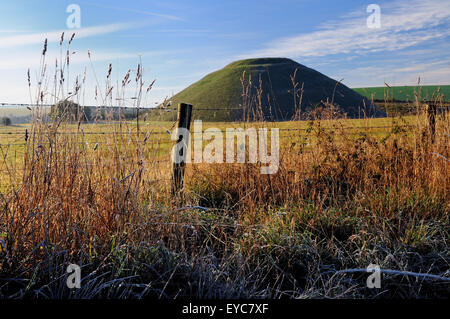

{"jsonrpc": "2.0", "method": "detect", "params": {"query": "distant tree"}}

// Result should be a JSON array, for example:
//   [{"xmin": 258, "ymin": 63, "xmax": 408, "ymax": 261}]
[
  {"xmin": 1, "ymin": 116, "xmax": 12, "ymax": 126},
  {"xmin": 50, "ymin": 100, "xmax": 91, "ymax": 122}
]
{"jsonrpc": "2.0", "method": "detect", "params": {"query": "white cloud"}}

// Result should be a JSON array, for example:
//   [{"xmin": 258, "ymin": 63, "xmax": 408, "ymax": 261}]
[
  {"xmin": 0, "ymin": 23, "xmax": 135, "ymax": 49},
  {"xmin": 0, "ymin": 47, "xmax": 177, "ymax": 70},
  {"xmin": 80, "ymin": 2, "xmax": 184, "ymax": 21},
  {"xmin": 244, "ymin": 0, "xmax": 450, "ymax": 58}
]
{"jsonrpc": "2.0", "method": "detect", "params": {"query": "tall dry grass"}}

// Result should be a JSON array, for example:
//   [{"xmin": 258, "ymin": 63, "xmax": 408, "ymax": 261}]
[{"xmin": 0, "ymin": 37, "xmax": 449, "ymax": 298}]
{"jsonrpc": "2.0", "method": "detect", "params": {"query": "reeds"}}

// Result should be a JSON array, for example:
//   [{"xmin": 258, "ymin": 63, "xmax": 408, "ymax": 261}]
[{"xmin": 0, "ymin": 37, "xmax": 448, "ymax": 299}]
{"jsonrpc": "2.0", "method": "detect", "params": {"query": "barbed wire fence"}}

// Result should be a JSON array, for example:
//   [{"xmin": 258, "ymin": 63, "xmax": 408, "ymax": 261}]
[{"xmin": 0, "ymin": 101, "xmax": 428, "ymax": 188}]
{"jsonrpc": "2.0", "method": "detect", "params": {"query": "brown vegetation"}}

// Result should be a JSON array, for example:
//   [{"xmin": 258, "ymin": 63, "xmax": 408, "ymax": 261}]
[{"xmin": 0, "ymin": 37, "xmax": 448, "ymax": 299}]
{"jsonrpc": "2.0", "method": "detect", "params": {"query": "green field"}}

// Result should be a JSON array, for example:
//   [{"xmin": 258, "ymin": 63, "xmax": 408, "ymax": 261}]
[{"xmin": 354, "ymin": 85, "xmax": 450, "ymax": 102}]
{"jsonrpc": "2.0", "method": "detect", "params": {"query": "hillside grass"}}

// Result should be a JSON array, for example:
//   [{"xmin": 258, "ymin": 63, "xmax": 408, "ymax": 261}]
[
  {"xmin": 354, "ymin": 85, "xmax": 450, "ymax": 102},
  {"xmin": 165, "ymin": 58, "xmax": 383, "ymax": 121}
]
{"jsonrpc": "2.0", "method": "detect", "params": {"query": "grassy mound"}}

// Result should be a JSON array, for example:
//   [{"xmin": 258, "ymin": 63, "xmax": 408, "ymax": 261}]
[{"xmin": 163, "ymin": 58, "xmax": 385, "ymax": 121}]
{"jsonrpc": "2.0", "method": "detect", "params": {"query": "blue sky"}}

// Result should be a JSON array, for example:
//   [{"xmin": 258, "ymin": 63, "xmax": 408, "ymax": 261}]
[{"xmin": 0, "ymin": 0, "xmax": 449, "ymax": 105}]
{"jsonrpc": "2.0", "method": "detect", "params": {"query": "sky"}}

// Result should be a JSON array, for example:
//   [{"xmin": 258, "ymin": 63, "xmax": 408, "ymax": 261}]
[{"xmin": 0, "ymin": 0, "xmax": 449, "ymax": 106}]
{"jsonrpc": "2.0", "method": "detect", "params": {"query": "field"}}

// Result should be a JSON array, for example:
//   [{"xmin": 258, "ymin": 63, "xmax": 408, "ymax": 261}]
[
  {"xmin": 354, "ymin": 85, "xmax": 450, "ymax": 102},
  {"xmin": 0, "ymin": 111, "xmax": 448, "ymax": 298}
]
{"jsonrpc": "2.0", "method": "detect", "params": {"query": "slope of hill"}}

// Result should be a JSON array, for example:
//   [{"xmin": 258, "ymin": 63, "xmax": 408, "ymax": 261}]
[
  {"xmin": 354, "ymin": 85, "xmax": 450, "ymax": 102},
  {"xmin": 164, "ymin": 58, "xmax": 385, "ymax": 121}
]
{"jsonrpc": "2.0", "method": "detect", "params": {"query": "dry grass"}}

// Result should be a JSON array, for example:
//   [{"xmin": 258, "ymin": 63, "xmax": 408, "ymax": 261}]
[{"xmin": 0, "ymin": 37, "xmax": 449, "ymax": 299}]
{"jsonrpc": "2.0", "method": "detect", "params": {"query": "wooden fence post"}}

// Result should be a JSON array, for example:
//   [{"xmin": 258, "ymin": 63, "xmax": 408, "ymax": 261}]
[
  {"xmin": 426, "ymin": 102, "xmax": 437, "ymax": 142},
  {"xmin": 172, "ymin": 103, "xmax": 193, "ymax": 195}
]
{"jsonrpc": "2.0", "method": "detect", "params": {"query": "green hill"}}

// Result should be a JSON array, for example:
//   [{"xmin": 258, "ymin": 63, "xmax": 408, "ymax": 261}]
[
  {"xmin": 162, "ymin": 58, "xmax": 385, "ymax": 121},
  {"xmin": 354, "ymin": 85, "xmax": 450, "ymax": 102}
]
